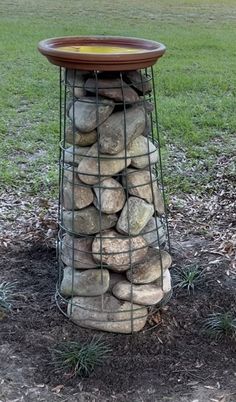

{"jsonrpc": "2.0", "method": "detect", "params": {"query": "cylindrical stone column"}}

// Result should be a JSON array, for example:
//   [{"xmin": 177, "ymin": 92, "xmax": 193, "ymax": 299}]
[{"xmin": 38, "ymin": 36, "xmax": 172, "ymax": 334}]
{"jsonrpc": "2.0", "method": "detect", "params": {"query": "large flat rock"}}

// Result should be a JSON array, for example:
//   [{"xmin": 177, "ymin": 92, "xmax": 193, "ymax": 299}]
[
  {"xmin": 67, "ymin": 294, "xmax": 148, "ymax": 333},
  {"xmin": 84, "ymin": 77, "xmax": 139, "ymax": 103},
  {"xmin": 112, "ymin": 280, "xmax": 164, "ymax": 305}
]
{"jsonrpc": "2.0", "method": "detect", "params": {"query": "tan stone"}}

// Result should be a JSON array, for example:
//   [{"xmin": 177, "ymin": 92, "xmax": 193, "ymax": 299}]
[
  {"xmin": 92, "ymin": 229, "xmax": 148, "ymax": 272},
  {"xmin": 93, "ymin": 178, "xmax": 126, "ymax": 214},
  {"xmin": 128, "ymin": 136, "xmax": 158, "ymax": 169},
  {"xmin": 61, "ymin": 234, "xmax": 96, "ymax": 269},
  {"xmin": 116, "ymin": 196, "xmax": 154, "ymax": 235},
  {"xmin": 65, "ymin": 126, "xmax": 97, "ymax": 147},
  {"xmin": 63, "ymin": 169, "xmax": 94, "ymax": 210},
  {"xmin": 126, "ymin": 249, "xmax": 172, "ymax": 284},
  {"xmin": 84, "ymin": 77, "xmax": 139, "ymax": 103},
  {"xmin": 112, "ymin": 281, "xmax": 164, "ymax": 305},
  {"xmin": 78, "ymin": 143, "xmax": 131, "ymax": 185}
]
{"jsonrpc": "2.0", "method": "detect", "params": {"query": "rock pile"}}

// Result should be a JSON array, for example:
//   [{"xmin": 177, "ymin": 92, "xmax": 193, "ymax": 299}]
[{"xmin": 59, "ymin": 69, "xmax": 172, "ymax": 333}]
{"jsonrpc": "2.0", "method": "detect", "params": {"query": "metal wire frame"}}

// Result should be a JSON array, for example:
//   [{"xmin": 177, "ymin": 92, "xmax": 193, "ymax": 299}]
[{"xmin": 56, "ymin": 66, "xmax": 171, "ymax": 333}]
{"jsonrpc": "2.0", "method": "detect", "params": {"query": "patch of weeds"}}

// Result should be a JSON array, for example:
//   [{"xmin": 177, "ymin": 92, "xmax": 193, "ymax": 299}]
[
  {"xmin": 51, "ymin": 337, "xmax": 112, "ymax": 378},
  {"xmin": 0, "ymin": 281, "xmax": 17, "ymax": 319},
  {"xmin": 172, "ymin": 265, "xmax": 204, "ymax": 294},
  {"xmin": 202, "ymin": 312, "xmax": 236, "ymax": 340}
]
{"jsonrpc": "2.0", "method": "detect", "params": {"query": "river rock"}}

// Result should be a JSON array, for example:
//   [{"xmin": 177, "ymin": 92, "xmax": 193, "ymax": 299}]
[
  {"xmin": 65, "ymin": 126, "xmax": 97, "ymax": 147},
  {"xmin": 66, "ymin": 69, "xmax": 86, "ymax": 98},
  {"xmin": 93, "ymin": 178, "xmax": 126, "ymax": 214},
  {"xmin": 112, "ymin": 281, "xmax": 164, "ymax": 305},
  {"xmin": 92, "ymin": 229, "xmax": 148, "ymax": 272},
  {"xmin": 125, "ymin": 70, "xmax": 152, "ymax": 94},
  {"xmin": 63, "ymin": 169, "xmax": 94, "ymax": 210},
  {"xmin": 128, "ymin": 136, "xmax": 158, "ymax": 169},
  {"xmin": 78, "ymin": 143, "xmax": 131, "ymax": 184},
  {"xmin": 63, "ymin": 206, "xmax": 117, "ymax": 235},
  {"xmin": 155, "ymin": 268, "xmax": 172, "ymax": 293},
  {"xmin": 64, "ymin": 146, "xmax": 90, "ymax": 166},
  {"xmin": 98, "ymin": 106, "xmax": 146, "ymax": 154},
  {"xmin": 116, "ymin": 197, "xmax": 154, "ymax": 235},
  {"xmin": 141, "ymin": 216, "xmax": 166, "ymax": 247},
  {"xmin": 84, "ymin": 78, "xmax": 139, "ymax": 103},
  {"xmin": 122, "ymin": 169, "xmax": 165, "ymax": 214},
  {"xmin": 61, "ymin": 234, "xmax": 97, "ymax": 269},
  {"xmin": 68, "ymin": 97, "xmax": 114, "ymax": 133},
  {"xmin": 61, "ymin": 267, "xmax": 110, "ymax": 296},
  {"xmin": 126, "ymin": 249, "xmax": 172, "ymax": 284},
  {"xmin": 67, "ymin": 294, "xmax": 148, "ymax": 333}
]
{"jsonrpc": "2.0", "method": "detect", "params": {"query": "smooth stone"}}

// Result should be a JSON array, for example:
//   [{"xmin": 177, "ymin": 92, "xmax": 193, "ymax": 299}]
[
  {"xmin": 122, "ymin": 169, "xmax": 164, "ymax": 214},
  {"xmin": 66, "ymin": 70, "xmax": 86, "ymax": 98},
  {"xmin": 61, "ymin": 234, "xmax": 96, "ymax": 269},
  {"xmin": 125, "ymin": 70, "xmax": 152, "ymax": 94},
  {"xmin": 141, "ymin": 216, "xmax": 166, "ymax": 247},
  {"xmin": 61, "ymin": 267, "xmax": 110, "ymax": 296},
  {"xmin": 67, "ymin": 294, "xmax": 148, "ymax": 333},
  {"xmin": 112, "ymin": 281, "xmax": 164, "ymax": 305},
  {"xmin": 64, "ymin": 146, "xmax": 90, "ymax": 166},
  {"xmin": 93, "ymin": 178, "xmax": 126, "ymax": 214},
  {"xmin": 98, "ymin": 106, "xmax": 146, "ymax": 155},
  {"xmin": 63, "ymin": 206, "xmax": 117, "ymax": 235},
  {"xmin": 78, "ymin": 143, "xmax": 131, "ymax": 185},
  {"xmin": 116, "ymin": 196, "xmax": 154, "ymax": 235},
  {"xmin": 126, "ymin": 249, "xmax": 172, "ymax": 284},
  {"xmin": 155, "ymin": 269, "xmax": 172, "ymax": 293},
  {"xmin": 63, "ymin": 169, "xmax": 94, "ymax": 210},
  {"xmin": 84, "ymin": 78, "xmax": 139, "ymax": 103},
  {"xmin": 128, "ymin": 136, "xmax": 158, "ymax": 169},
  {"xmin": 92, "ymin": 229, "xmax": 148, "ymax": 272},
  {"xmin": 65, "ymin": 126, "xmax": 97, "ymax": 147},
  {"xmin": 68, "ymin": 97, "xmax": 114, "ymax": 133}
]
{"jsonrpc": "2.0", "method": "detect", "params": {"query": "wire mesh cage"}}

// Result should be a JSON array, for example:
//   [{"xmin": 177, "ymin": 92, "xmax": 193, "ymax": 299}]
[{"xmin": 55, "ymin": 65, "xmax": 172, "ymax": 334}]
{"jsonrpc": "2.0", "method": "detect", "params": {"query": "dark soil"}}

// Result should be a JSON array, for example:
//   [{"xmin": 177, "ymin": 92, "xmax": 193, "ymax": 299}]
[{"xmin": 0, "ymin": 237, "xmax": 236, "ymax": 401}]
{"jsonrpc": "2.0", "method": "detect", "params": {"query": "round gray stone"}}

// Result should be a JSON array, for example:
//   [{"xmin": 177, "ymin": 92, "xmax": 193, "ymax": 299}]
[
  {"xmin": 140, "ymin": 216, "xmax": 166, "ymax": 247},
  {"xmin": 63, "ymin": 169, "xmax": 94, "ymax": 210},
  {"xmin": 63, "ymin": 206, "xmax": 117, "ymax": 235},
  {"xmin": 61, "ymin": 234, "xmax": 96, "ymax": 269},
  {"xmin": 128, "ymin": 136, "xmax": 158, "ymax": 169},
  {"xmin": 68, "ymin": 97, "xmax": 114, "ymax": 133},
  {"xmin": 65, "ymin": 126, "xmax": 97, "ymax": 147}
]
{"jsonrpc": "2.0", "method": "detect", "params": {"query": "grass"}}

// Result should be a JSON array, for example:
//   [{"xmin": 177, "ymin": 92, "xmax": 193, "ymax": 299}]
[
  {"xmin": 0, "ymin": 0, "xmax": 235, "ymax": 196},
  {"xmin": 52, "ymin": 337, "xmax": 111, "ymax": 377},
  {"xmin": 0, "ymin": 281, "xmax": 16, "ymax": 319},
  {"xmin": 172, "ymin": 265, "xmax": 204, "ymax": 294},
  {"xmin": 202, "ymin": 312, "xmax": 236, "ymax": 340}
]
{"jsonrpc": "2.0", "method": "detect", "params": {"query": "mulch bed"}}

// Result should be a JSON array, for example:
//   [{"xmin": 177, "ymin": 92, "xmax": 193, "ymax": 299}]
[{"xmin": 0, "ymin": 236, "xmax": 235, "ymax": 401}]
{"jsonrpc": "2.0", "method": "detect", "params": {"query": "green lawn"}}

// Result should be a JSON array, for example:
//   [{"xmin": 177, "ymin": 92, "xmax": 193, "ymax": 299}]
[{"xmin": 0, "ymin": 0, "xmax": 235, "ymax": 196}]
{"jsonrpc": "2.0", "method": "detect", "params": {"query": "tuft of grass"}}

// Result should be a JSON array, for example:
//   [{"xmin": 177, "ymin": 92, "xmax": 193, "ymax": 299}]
[
  {"xmin": 202, "ymin": 312, "xmax": 236, "ymax": 340},
  {"xmin": 51, "ymin": 337, "xmax": 112, "ymax": 378},
  {"xmin": 172, "ymin": 265, "xmax": 203, "ymax": 294},
  {"xmin": 0, "ymin": 281, "xmax": 17, "ymax": 319}
]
